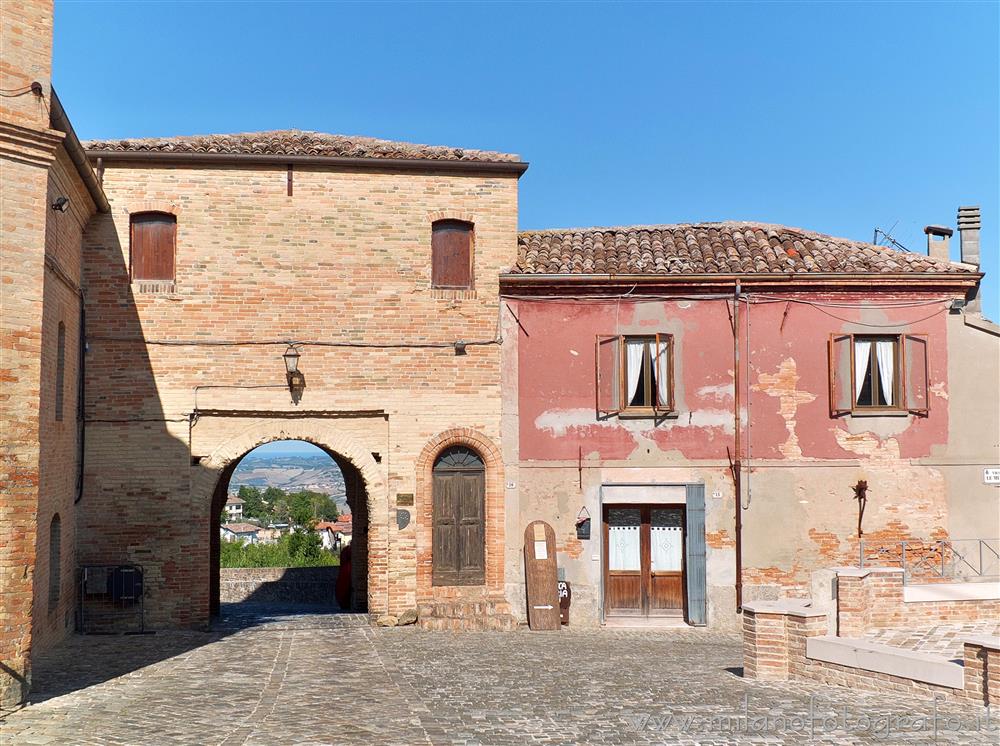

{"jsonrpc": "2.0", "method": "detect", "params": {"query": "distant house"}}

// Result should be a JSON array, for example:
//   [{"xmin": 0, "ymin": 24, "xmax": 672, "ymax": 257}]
[
  {"xmin": 314, "ymin": 516, "xmax": 352, "ymax": 552},
  {"xmin": 220, "ymin": 522, "xmax": 259, "ymax": 545},
  {"xmin": 224, "ymin": 496, "xmax": 244, "ymax": 522},
  {"xmin": 255, "ymin": 526, "xmax": 283, "ymax": 545}
]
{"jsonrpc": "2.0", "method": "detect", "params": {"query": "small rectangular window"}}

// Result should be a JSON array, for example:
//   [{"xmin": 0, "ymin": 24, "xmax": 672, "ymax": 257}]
[
  {"xmin": 131, "ymin": 212, "xmax": 176, "ymax": 281},
  {"xmin": 431, "ymin": 220, "xmax": 473, "ymax": 289}
]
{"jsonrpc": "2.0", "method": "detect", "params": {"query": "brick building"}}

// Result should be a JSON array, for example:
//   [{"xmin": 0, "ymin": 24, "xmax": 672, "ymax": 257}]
[{"xmin": 2, "ymin": 0, "xmax": 998, "ymax": 708}]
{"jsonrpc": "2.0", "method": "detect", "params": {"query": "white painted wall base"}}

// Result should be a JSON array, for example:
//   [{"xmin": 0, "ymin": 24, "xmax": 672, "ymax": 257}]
[
  {"xmin": 904, "ymin": 581, "xmax": 1000, "ymax": 603},
  {"xmin": 806, "ymin": 636, "xmax": 964, "ymax": 689}
]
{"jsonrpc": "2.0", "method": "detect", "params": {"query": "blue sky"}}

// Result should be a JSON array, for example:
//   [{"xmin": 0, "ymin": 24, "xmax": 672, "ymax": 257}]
[
  {"xmin": 245, "ymin": 440, "xmax": 327, "ymax": 457},
  {"xmin": 54, "ymin": 1, "xmax": 998, "ymax": 318}
]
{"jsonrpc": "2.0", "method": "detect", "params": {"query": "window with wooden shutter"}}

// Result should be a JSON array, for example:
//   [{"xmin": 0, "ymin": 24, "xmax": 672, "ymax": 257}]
[
  {"xmin": 828, "ymin": 333, "xmax": 928, "ymax": 416},
  {"xmin": 130, "ymin": 212, "xmax": 176, "ymax": 281},
  {"xmin": 596, "ymin": 333, "xmax": 676, "ymax": 418},
  {"xmin": 431, "ymin": 220, "xmax": 473, "ymax": 289},
  {"xmin": 432, "ymin": 446, "xmax": 485, "ymax": 586}
]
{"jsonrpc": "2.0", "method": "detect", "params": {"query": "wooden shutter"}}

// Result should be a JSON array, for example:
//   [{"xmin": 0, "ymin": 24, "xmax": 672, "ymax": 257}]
[
  {"xmin": 431, "ymin": 220, "xmax": 473, "ymax": 288},
  {"xmin": 131, "ymin": 213, "xmax": 176, "ymax": 281},
  {"xmin": 828, "ymin": 333, "xmax": 853, "ymax": 416},
  {"xmin": 595, "ymin": 335, "xmax": 622, "ymax": 419},
  {"xmin": 684, "ymin": 483, "xmax": 707, "ymax": 626},
  {"xmin": 902, "ymin": 334, "xmax": 930, "ymax": 416},
  {"xmin": 653, "ymin": 332, "xmax": 675, "ymax": 415}
]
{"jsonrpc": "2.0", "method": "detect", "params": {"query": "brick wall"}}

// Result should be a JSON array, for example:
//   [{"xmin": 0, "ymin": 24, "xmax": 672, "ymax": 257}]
[
  {"xmin": 836, "ymin": 568, "xmax": 1000, "ymax": 636},
  {"xmin": 79, "ymin": 161, "xmax": 520, "ymax": 628},
  {"xmin": 743, "ymin": 603, "xmax": 999, "ymax": 703},
  {"xmin": 0, "ymin": 0, "xmax": 101, "ymax": 707}
]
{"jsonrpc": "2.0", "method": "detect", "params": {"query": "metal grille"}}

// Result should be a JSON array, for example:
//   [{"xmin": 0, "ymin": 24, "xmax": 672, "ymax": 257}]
[
  {"xmin": 859, "ymin": 539, "xmax": 1000, "ymax": 584},
  {"xmin": 78, "ymin": 564, "xmax": 145, "ymax": 634}
]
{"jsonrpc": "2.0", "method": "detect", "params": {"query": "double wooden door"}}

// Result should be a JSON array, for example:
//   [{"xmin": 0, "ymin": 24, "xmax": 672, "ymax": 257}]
[{"xmin": 603, "ymin": 504, "xmax": 685, "ymax": 617}]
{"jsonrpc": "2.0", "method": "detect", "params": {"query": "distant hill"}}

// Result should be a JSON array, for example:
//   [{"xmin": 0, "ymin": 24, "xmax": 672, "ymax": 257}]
[{"xmin": 231, "ymin": 452, "xmax": 347, "ymax": 508}]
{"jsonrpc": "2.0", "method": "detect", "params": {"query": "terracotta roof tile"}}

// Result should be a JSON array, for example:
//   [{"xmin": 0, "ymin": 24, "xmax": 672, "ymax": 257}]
[
  {"xmin": 221, "ymin": 523, "xmax": 259, "ymax": 534},
  {"xmin": 512, "ymin": 222, "xmax": 975, "ymax": 277},
  {"xmin": 83, "ymin": 129, "xmax": 520, "ymax": 163}
]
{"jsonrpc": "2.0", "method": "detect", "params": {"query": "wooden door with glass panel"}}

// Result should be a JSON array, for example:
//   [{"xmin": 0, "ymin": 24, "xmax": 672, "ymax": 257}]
[{"xmin": 603, "ymin": 505, "xmax": 685, "ymax": 618}]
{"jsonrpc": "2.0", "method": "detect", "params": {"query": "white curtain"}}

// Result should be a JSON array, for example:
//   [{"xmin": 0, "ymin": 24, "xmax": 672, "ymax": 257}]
[
  {"xmin": 609, "ymin": 524, "xmax": 640, "ymax": 571},
  {"xmin": 876, "ymin": 340, "xmax": 895, "ymax": 405},
  {"xmin": 625, "ymin": 339, "xmax": 645, "ymax": 404},
  {"xmin": 655, "ymin": 340, "xmax": 670, "ymax": 407},
  {"xmin": 651, "ymin": 526, "xmax": 682, "ymax": 571},
  {"xmin": 854, "ymin": 339, "xmax": 871, "ymax": 401}
]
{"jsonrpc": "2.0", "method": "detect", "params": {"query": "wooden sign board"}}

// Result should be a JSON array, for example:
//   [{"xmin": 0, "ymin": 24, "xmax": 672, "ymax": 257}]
[{"xmin": 523, "ymin": 520, "xmax": 560, "ymax": 630}]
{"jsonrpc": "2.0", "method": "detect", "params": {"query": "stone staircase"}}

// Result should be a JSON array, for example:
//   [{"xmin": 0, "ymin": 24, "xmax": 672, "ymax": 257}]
[{"xmin": 418, "ymin": 597, "xmax": 519, "ymax": 631}]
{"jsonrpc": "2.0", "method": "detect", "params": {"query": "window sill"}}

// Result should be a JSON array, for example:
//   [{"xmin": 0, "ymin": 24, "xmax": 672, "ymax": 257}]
[
  {"xmin": 849, "ymin": 409, "xmax": 910, "ymax": 418},
  {"xmin": 430, "ymin": 288, "xmax": 477, "ymax": 301},
  {"xmin": 619, "ymin": 409, "xmax": 679, "ymax": 420},
  {"xmin": 132, "ymin": 280, "xmax": 176, "ymax": 295}
]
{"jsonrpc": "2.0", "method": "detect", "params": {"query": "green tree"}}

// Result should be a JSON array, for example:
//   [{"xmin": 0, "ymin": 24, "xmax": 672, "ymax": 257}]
[{"xmin": 237, "ymin": 486, "xmax": 269, "ymax": 521}]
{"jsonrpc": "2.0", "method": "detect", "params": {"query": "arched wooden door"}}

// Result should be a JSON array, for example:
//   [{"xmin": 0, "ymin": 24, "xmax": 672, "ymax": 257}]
[{"xmin": 432, "ymin": 446, "xmax": 485, "ymax": 586}]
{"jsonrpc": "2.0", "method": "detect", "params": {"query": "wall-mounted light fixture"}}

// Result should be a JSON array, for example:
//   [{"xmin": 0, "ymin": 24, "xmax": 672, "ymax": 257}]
[
  {"xmin": 51, "ymin": 196, "xmax": 70, "ymax": 212},
  {"xmin": 454, "ymin": 340, "xmax": 467, "ymax": 356},
  {"xmin": 575, "ymin": 507, "xmax": 591, "ymax": 540},
  {"xmin": 283, "ymin": 344, "xmax": 305, "ymax": 404}
]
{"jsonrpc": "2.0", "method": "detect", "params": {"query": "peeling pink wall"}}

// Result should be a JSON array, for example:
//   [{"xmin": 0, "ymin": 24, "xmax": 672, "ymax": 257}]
[{"xmin": 514, "ymin": 293, "xmax": 950, "ymax": 463}]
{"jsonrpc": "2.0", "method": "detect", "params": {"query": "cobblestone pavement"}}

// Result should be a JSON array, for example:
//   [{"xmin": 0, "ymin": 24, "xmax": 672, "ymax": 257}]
[
  {"xmin": 866, "ymin": 623, "xmax": 1000, "ymax": 662},
  {"xmin": 2, "ymin": 605, "xmax": 996, "ymax": 745}
]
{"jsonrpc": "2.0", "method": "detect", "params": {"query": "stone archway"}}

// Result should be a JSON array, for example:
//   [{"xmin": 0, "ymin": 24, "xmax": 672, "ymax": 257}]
[{"xmin": 192, "ymin": 420, "xmax": 388, "ymax": 618}]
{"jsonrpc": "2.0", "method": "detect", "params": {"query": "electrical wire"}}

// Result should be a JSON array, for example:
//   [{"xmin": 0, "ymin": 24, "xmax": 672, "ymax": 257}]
[
  {"xmin": 0, "ymin": 85, "xmax": 36, "ymax": 96},
  {"xmin": 87, "ymin": 336, "xmax": 499, "ymax": 348}
]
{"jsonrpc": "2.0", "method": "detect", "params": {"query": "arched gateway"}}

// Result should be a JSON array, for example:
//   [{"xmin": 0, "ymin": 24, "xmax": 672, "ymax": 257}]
[{"xmin": 190, "ymin": 421, "xmax": 387, "ymax": 617}]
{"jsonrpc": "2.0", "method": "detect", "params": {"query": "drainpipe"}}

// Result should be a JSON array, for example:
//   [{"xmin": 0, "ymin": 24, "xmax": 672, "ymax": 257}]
[
  {"xmin": 74, "ymin": 299, "xmax": 86, "ymax": 503},
  {"xmin": 733, "ymin": 281, "xmax": 743, "ymax": 611}
]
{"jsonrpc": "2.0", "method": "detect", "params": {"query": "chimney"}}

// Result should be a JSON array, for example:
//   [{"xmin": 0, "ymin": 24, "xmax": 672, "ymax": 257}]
[
  {"xmin": 957, "ymin": 206, "xmax": 981, "ymax": 266},
  {"xmin": 958, "ymin": 206, "xmax": 982, "ymax": 314},
  {"xmin": 923, "ymin": 225, "xmax": 952, "ymax": 261}
]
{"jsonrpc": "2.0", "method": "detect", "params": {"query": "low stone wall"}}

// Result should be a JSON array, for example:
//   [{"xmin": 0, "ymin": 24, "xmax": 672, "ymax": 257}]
[
  {"xmin": 220, "ymin": 567, "xmax": 339, "ymax": 605},
  {"xmin": 836, "ymin": 567, "xmax": 1000, "ymax": 636},
  {"xmin": 743, "ymin": 601, "xmax": 1000, "ymax": 704}
]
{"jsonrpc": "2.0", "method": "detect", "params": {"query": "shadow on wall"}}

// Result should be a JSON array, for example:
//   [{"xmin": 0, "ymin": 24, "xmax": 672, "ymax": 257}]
[{"xmin": 79, "ymin": 209, "xmax": 198, "ymax": 628}]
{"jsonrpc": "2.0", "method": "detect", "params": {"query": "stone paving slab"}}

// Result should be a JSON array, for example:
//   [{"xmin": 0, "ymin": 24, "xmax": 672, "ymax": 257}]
[{"xmin": 1, "ymin": 607, "xmax": 996, "ymax": 745}]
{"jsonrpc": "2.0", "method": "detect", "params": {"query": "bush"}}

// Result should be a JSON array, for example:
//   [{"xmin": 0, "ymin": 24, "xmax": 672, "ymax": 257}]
[{"xmin": 220, "ymin": 529, "xmax": 339, "ymax": 568}]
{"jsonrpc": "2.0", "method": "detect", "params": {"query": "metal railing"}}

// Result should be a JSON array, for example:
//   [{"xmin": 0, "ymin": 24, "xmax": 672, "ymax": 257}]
[{"xmin": 859, "ymin": 538, "xmax": 1000, "ymax": 585}]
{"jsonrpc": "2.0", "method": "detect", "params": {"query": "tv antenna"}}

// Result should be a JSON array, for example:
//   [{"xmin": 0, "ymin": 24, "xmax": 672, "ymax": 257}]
[{"xmin": 872, "ymin": 222, "xmax": 909, "ymax": 252}]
